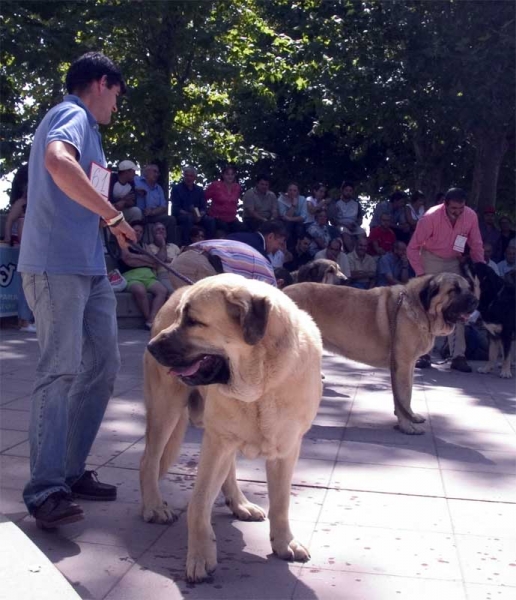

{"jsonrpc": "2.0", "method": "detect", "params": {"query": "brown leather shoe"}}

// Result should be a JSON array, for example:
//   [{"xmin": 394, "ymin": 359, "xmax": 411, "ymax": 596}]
[
  {"xmin": 71, "ymin": 470, "xmax": 117, "ymax": 501},
  {"xmin": 450, "ymin": 356, "xmax": 472, "ymax": 373},
  {"xmin": 33, "ymin": 492, "xmax": 84, "ymax": 530},
  {"xmin": 415, "ymin": 354, "xmax": 431, "ymax": 369}
]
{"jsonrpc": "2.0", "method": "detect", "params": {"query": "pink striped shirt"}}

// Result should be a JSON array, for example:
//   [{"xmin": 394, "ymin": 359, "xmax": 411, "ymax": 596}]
[{"xmin": 407, "ymin": 204, "xmax": 484, "ymax": 276}]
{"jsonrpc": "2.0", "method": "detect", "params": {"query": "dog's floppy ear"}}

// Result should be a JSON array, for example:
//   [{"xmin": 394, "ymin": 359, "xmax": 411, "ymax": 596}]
[
  {"xmin": 225, "ymin": 290, "xmax": 271, "ymax": 346},
  {"xmin": 419, "ymin": 276, "xmax": 441, "ymax": 311}
]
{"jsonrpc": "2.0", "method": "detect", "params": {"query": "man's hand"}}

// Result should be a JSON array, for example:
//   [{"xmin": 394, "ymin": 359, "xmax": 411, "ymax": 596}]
[
  {"xmin": 114, "ymin": 200, "xmax": 126, "ymax": 210},
  {"xmin": 111, "ymin": 221, "xmax": 136, "ymax": 249},
  {"xmin": 143, "ymin": 208, "xmax": 153, "ymax": 217}
]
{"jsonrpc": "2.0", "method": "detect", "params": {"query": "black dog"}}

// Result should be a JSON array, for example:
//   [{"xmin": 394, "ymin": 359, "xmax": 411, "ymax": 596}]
[{"xmin": 463, "ymin": 261, "xmax": 515, "ymax": 378}]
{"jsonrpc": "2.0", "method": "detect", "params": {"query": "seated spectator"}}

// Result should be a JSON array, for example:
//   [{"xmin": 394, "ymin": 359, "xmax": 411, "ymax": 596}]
[
  {"xmin": 315, "ymin": 237, "xmax": 351, "ymax": 278},
  {"xmin": 118, "ymin": 220, "xmax": 168, "ymax": 329},
  {"xmin": 273, "ymin": 267, "xmax": 294, "ymax": 289},
  {"xmin": 172, "ymin": 166, "xmax": 215, "ymax": 245},
  {"xmin": 242, "ymin": 174, "xmax": 278, "ymax": 231},
  {"xmin": 226, "ymin": 220, "xmax": 287, "ymax": 259},
  {"xmin": 497, "ymin": 242, "xmax": 516, "ymax": 278},
  {"xmin": 370, "ymin": 191, "xmax": 408, "ymax": 241},
  {"xmin": 496, "ymin": 216, "xmax": 515, "ymax": 263},
  {"xmin": 145, "ymin": 222, "xmax": 181, "ymax": 294},
  {"xmin": 2, "ymin": 179, "xmax": 35, "ymax": 332},
  {"xmin": 283, "ymin": 232, "xmax": 313, "ymax": 271},
  {"xmin": 479, "ymin": 206, "xmax": 501, "ymax": 261},
  {"xmin": 367, "ymin": 213, "xmax": 396, "ymax": 257},
  {"xmin": 347, "ymin": 237, "xmax": 377, "ymax": 289},
  {"xmin": 376, "ymin": 241, "xmax": 410, "ymax": 286},
  {"xmin": 483, "ymin": 242, "xmax": 500, "ymax": 276},
  {"xmin": 305, "ymin": 183, "xmax": 330, "ymax": 225},
  {"xmin": 135, "ymin": 164, "xmax": 177, "ymax": 243},
  {"xmin": 404, "ymin": 190, "xmax": 426, "ymax": 237},
  {"xmin": 2, "ymin": 184, "xmax": 27, "ymax": 247},
  {"xmin": 333, "ymin": 181, "xmax": 366, "ymax": 252},
  {"xmin": 189, "ymin": 225, "xmax": 206, "ymax": 244},
  {"xmin": 205, "ymin": 164, "xmax": 243, "ymax": 234},
  {"xmin": 268, "ymin": 238, "xmax": 287, "ymax": 268},
  {"xmin": 278, "ymin": 182, "xmax": 308, "ymax": 247},
  {"xmin": 108, "ymin": 160, "xmax": 142, "ymax": 223},
  {"xmin": 307, "ymin": 208, "xmax": 339, "ymax": 256}
]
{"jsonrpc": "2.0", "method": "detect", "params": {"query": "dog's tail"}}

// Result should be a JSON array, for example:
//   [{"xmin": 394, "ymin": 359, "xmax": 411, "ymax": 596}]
[{"xmin": 158, "ymin": 407, "xmax": 189, "ymax": 478}]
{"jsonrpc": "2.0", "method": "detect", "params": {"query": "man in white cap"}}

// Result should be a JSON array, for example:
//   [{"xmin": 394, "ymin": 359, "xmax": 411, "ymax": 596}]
[{"xmin": 108, "ymin": 159, "xmax": 142, "ymax": 222}]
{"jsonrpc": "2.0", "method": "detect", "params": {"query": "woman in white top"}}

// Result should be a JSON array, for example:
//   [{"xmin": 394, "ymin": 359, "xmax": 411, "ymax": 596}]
[{"xmin": 305, "ymin": 183, "xmax": 329, "ymax": 225}]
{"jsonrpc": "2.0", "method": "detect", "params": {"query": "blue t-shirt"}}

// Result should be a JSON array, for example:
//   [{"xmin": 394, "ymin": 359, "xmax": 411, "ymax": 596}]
[
  {"xmin": 376, "ymin": 252, "xmax": 402, "ymax": 286},
  {"xmin": 134, "ymin": 176, "xmax": 166, "ymax": 210},
  {"xmin": 18, "ymin": 95, "xmax": 107, "ymax": 275}
]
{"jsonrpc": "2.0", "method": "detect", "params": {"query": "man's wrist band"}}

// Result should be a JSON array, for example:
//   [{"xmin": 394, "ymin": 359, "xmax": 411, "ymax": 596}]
[{"xmin": 104, "ymin": 212, "xmax": 125, "ymax": 227}]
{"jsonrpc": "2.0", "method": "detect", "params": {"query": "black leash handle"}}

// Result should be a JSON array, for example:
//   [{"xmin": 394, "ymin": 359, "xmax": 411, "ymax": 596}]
[{"xmin": 128, "ymin": 242, "xmax": 194, "ymax": 286}]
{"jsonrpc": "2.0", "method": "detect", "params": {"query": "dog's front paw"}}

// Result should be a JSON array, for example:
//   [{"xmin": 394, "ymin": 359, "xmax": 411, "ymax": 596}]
[
  {"xmin": 478, "ymin": 365, "xmax": 493, "ymax": 374},
  {"xmin": 499, "ymin": 368, "xmax": 512, "ymax": 379},
  {"xmin": 396, "ymin": 420, "xmax": 425, "ymax": 435},
  {"xmin": 186, "ymin": 543, "xmax": 217, "ymax": 583},
  {"xmin": 226, "ymin": 498, "xmax": 266, "ymax": 521},
  {"xmin": 272, "ymin": 537, "xmax": 311, "ymax": 562},
  {"xmin": 142, "ymin": 501, "xmax": 177, "ymax": 524}
]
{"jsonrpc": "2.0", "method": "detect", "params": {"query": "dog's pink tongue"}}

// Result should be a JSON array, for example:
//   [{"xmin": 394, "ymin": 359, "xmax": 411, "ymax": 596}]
[{"xmin": 168, "ymin": 360, "xmax": 202, "ymax": 377}]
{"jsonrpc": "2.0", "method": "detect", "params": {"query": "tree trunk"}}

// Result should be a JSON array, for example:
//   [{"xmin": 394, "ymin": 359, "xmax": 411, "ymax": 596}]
[
  {"xmin": 470, "ymin": 127, "xmax": 509, "ymax": 212},
  {"xmin": 412, "ymin": 134, "xmax": 446, "ymax": 207}
]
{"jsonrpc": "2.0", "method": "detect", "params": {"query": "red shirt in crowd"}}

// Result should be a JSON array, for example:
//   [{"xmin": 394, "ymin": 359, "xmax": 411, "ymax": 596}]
[
  {"xmin": 367, "ymin": 226, "xmax": 396, "ymax": 256},
  {"xmin": 205, "ymin": 180, "xmax": 241, "ymax": 222}
]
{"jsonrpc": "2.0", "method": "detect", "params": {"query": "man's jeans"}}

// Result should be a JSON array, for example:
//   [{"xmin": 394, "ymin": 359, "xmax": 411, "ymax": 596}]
[{"xmin": 21, "ymin": 273, "xmax": 120, "ymax": 513}]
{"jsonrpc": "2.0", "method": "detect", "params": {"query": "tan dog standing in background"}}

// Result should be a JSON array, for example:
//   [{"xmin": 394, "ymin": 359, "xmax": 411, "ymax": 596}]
[
  {"xmin": 140, "ymin": 274, "xmax": 323, "ymax": 582},
  {"xmin": 285, "ymin": 273, "xmax": 478, "ymax": 434}
]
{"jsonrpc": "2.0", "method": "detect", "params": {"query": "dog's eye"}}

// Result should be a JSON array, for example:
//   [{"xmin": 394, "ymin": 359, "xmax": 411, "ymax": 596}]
[{"xmin": 184, "ymin": 315, "xmax": 206, "ymax": 328}]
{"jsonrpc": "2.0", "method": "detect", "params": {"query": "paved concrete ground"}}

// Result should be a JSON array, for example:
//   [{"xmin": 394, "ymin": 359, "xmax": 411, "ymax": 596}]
[{"xmin": 1, "ymin": 328, "xmax": 515, "ymax": 599}]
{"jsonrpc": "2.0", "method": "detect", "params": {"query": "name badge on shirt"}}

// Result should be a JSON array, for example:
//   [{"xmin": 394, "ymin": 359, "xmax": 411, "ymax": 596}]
[
  {"xmin": 453, "ymin": 234, "xmax": 467, "ymax": 253},
  {"xmin": 89, "ymin": 162, "xmax": 111, "ymax": 199}
]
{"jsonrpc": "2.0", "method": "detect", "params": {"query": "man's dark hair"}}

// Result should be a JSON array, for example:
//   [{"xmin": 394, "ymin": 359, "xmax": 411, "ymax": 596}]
[
  {"xmin": 312, "ymin": 182, "xmax": 327, "ymax": 194},
  {"xmin": 129, "ymin": 219, "xmax": 145, "ymax": 228},
  {"xmin": 66, "ymin": 52, "xmax": 126, "ymax": 95},
  {"xmin": 190, "ymin": 225, "xmax": 205, "ymax": 240},
  {"xmin": 341, "ymin": 180, "xmax": 354, "ymax": 189},
  {"xmin": 390, "ymin": 191, "xmax": 407, "ymax": 203},
  {"xmin": 410, "ymin": 190, "xmax": 425, "ymax": 203},
  {"xmin": 255, "ymin": 174, "xmax": 270, "ymax": 184},
  {"xmin": 258, "ymin": 220, "xmax": 287, "ymax": 238},
  {"xmin": 314, "ymin": 207, "xmax": 327, "ymax": 217},
  {"xmin": 445, "ymin": 188, "xmax": 467, "ymax": 203},
  {"xmin": 435, "ymin": 192, "xmax": 445, "ymax": 202}
]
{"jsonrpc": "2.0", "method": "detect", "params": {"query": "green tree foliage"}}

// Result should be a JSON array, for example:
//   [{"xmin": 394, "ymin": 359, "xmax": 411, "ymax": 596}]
[{"xmin": 1, "ymin": 0, "xmax": 514, "ymax": 210}]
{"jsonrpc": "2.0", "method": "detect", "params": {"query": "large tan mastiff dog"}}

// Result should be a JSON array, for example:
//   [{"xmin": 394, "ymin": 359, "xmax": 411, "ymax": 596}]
[
  {"xmin": 140, "ymin": 274, "xmax": 323, "ymax": 582},
  {"xmin": 285, "ymin": 273, "xmax": 478, "ymax": 434}
]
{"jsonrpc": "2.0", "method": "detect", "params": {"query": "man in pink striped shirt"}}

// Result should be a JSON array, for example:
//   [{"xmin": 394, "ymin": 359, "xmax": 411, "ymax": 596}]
[{"xmin": 407, "ymin": 188, "xmax": 484, "ymax": 372}]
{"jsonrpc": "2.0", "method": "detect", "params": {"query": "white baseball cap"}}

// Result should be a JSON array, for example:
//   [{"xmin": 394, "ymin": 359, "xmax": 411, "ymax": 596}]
[{"xmin": 118, "ymin": 160, "xmax": 137, "ymax": 171}]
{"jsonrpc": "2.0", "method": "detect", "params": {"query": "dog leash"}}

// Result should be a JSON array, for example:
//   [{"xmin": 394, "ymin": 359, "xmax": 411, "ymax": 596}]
[{"xmin": 128, "ymin": 242, "xmax": 195, "ymax": 286}]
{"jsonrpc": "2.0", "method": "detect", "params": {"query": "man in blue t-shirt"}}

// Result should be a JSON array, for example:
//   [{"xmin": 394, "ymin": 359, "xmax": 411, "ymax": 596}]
[
  {"xmin": 376, "ymin": 241, "xmax": 410, "ymax": 286},
  {"xmin": 134, "ymin": 164, "xmax": 177, "ymax": 243},
  {"xmin": 18, "ymin": 52, "xmax": 136, "ymax": 530},
  {"xmin": 171, "ymin": 165, "xmax": 215, "ymax": 245}
]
